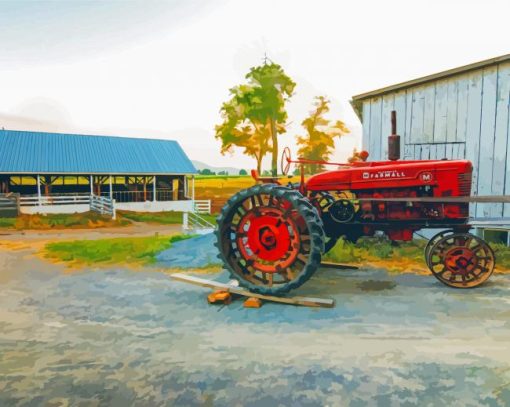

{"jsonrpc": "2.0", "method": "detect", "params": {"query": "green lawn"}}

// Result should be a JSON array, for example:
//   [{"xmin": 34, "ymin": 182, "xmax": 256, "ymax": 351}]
[
  {"xmin": 0, "ymin": 218, "xmax": 16, "ymax": 228},
  {"xmin": 118, "ymin": 210, "xmax": 217, "ymax": 225},
  {"xmin": 325, "ymin": 236, "xmax": 510, "ymax": 272},
  {"xmin": 44, "ymin": 234, "xmax": 194, "ymax": 266}
]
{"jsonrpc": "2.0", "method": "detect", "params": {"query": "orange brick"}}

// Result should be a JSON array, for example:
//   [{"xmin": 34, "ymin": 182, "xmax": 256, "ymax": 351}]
[
  {"xmin": 207, "ymin": 290, "xmax": 232, "ymax": 305},
  {"xmin": 243, "ymin": 297, "xmax": 262, "ymax": 308}
]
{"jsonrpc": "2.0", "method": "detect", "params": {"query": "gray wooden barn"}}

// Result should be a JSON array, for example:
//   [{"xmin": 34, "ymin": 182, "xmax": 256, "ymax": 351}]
[{"xmin": 351, "ymin": 54, "xmax": 510, "ymax": 240}]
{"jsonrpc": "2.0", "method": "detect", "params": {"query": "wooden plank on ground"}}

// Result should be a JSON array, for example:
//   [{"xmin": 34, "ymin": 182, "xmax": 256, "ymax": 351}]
[
  {"xmin": 170, "ymin": 273, "xmax": 335, "ymax": 308},
  {"xmin": 320, "ymin": 261, "xmax": 359, "ymax": 270}
]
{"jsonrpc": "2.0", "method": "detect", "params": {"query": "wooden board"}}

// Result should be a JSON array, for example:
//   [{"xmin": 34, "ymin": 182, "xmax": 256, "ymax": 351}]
[
  {"xmin": 170, "ymin": 273, "xmax": 335, "ymax": 308},
  {"xmin": 320, "ymin": 261, "xmax": 359, "ymax": 270}
]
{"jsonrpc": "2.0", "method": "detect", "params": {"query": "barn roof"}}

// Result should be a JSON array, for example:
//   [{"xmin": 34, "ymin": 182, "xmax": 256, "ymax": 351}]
[
  {"xmin": 0, "ymin": 129, "xmax": 197, "ymax": 174},
  {"xmin": 350, "ymin": 53, "xmax": 510, "ymax": 120}
]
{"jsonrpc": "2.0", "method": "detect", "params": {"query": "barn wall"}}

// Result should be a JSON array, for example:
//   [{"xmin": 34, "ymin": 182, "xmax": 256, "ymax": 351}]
[{"xmin": 361, "ymin": 61, "xmax": 510, "ymax": 223}]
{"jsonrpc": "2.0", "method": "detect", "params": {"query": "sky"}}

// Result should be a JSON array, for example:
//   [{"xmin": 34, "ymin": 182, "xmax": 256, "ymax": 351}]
[{"xmin": 0, "ymin": 0, "xmax": 509, "ymax": 170}]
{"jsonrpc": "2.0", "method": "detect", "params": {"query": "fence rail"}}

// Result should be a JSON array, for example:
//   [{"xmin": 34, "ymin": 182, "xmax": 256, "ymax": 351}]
[
  {"xmin": 0, "ymin": 193, "xmax": 20, "ymax": 217},
  {"xmin": 99, "ymin": 188, "xmax": 187, "ymax": 202},
  {"xmin": 20, "ymin": 195, "xmax": 91, "ymax": 206},
  {"xmin": 183, "ymin": 211, "xmax": 215, "ymax": 231},
  {"xmin": 90, "ymin": 195, "xmax": 116, "ymax": 219},
  {"xmin": 193, "ymin": 200, "xmax": 211, "ymax": 214}
]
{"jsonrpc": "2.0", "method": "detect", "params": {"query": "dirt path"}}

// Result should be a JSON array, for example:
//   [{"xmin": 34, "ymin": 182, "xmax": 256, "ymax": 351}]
[
  {"xmin": 1, "ymin": 252, "xmax": 510, "ymax": 405},
  {"xmin": 0, "ymin": 222, "xmax": 184, "ymax": 254}
]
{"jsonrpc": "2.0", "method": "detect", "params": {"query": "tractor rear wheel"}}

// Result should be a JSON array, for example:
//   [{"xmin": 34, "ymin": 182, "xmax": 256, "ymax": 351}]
[{"xmin": 215, "ymin": 184, "xmax": 325, "ymax": 295}]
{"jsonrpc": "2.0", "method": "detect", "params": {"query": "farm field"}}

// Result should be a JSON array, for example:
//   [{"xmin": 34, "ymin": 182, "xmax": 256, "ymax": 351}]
[{"xmin": 193, "ymin": 175, "xmax": 302, "ymax": 213}]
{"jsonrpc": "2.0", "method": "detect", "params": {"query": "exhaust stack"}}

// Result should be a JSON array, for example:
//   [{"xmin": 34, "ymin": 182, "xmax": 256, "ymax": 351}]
[{"xmin": 388, "ymin": 110, "xmax": 400, "ymax": 161}]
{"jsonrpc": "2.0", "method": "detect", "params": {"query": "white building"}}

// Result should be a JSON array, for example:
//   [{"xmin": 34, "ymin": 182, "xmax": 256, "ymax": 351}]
[{"xmin": 351, "ymin": 54, "xmax": 510, "ymax": 242}]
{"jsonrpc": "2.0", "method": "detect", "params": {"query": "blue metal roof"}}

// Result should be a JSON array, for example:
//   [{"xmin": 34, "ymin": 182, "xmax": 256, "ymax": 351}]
[{"xmin": 0, "ymin": 129, "xmax": 197, "ymax": 174}]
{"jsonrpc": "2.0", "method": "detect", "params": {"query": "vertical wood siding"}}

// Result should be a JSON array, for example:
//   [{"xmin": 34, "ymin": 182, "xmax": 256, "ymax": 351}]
[{"xmin": 360, "ymin": 61, "xmax": 510, "ymax": 223}]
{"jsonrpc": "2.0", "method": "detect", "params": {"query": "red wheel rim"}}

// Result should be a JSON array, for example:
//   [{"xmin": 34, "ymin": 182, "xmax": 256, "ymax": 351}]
[{"xmin": 236, "ymin": 207, "xmax": 301, "ymax": 273}]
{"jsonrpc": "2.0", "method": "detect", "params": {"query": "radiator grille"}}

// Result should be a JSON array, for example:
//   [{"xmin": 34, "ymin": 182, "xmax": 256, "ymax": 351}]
[{"xmin": 458, "ymin": 172, "xmax": 472, "ymax": 196}]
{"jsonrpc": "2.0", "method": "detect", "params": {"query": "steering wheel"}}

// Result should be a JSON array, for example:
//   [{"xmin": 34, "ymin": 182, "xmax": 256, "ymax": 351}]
[{"xmin": 281, "ymin": 147, "xmax": 292, "ymax": 175}]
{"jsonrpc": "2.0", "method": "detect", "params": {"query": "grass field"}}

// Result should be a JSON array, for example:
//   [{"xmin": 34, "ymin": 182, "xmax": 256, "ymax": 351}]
[
  {"xmin": 118, "ymin": 210, "xmax": 217, "ymax": 225},
  {"xmin": 324, "ymin": 236, "xmax": 510, "ymax": 272},
  {"xmin": 44, "ymin": 234, "xmax": 193, "ymax": 266}
]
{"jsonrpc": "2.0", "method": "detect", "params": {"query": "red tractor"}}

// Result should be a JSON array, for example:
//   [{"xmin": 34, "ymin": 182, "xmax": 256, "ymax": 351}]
[{"xmin": 215, "ymin": 112, "xmax": 496, "ymax": 295}]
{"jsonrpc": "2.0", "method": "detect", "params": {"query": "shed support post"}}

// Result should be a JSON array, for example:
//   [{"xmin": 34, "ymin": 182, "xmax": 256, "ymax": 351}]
[
  {"xmin": 192, "ymin": 175, "xmax": 195, "ymax": 201},
  {"xmin": 153, "ymin": 175, "xmax": 157, "ymax": 202},
  {"xmin": 90, "ymin": 175, "xmax": 93, "ymax": 196},
  {"xmin": 109, "ymin": 176, "xmax": 113, "ymax": 199},
  {"xmin": 191, "ymin": 175, "xmax": 195, "ymax": 213},
  {"xmin": 37, "ymin": 174, "xmax": 41, "ymax": 207}
]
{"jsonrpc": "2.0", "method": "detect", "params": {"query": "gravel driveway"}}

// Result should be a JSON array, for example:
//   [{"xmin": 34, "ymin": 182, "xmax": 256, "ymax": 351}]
[{"xmin": 1, "ymin": 244, "xmax": 510, "ymax": 406}]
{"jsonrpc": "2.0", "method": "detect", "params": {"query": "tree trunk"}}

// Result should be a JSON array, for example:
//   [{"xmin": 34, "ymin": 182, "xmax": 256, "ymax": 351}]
[
  {"xmin": 270, "ymin": 119, "xmax": 278, "ymax": 176},
  {"xmin": 256, "ymin": 155, "xmax": 262, "ymax": 174}
]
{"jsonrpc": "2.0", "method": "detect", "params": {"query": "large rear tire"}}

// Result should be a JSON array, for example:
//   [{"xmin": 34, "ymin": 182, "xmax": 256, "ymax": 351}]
[{"xmin": 215, "ymin": 184, "xmax": 325, "ymax": 295}]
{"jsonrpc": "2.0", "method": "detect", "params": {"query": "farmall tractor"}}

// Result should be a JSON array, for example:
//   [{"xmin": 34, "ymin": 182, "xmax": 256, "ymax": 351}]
[{"xmin": 215, "ymin": 112, "xmax": 497, "ymax": 295}]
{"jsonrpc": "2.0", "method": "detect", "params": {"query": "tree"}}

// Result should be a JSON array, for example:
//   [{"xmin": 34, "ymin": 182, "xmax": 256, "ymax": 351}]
[
  {"xmin": 200, "ymin": 169, "xmax": 215, "ymax": 176},
  {"xmin": 215, "ymin": 90, "xmax": 272, "ymax": 174},
  {"xmin": 243, "ymin": 63, "xmax": 296, "ymax": 176},
  {"xmin": 215, "ymin": 61, "xmax": 295, "ymax": 176},
  {"xmin": 296, "ymin": 96, "xmax": 349, "ymax": 174},
  {"xmin": 239, "ymin": 169, "xmax": 248, "ymax": 175}
]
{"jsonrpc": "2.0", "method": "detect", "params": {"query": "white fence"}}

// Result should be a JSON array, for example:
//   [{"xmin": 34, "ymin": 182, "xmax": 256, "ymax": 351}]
[
  {"xmin": 90, "ymin": 195, "xmax": 116, "ymax": 219},
  {"xmin": 20, "ymin": 194, "xmax": 91, "ymax": 206},
  {"xmin": 193, "ymin": 200, "xmax": 211, "ymax": 214},
  {"xmin": 183, "ymin": 211, "xmax": 215, "ymax": 234}
]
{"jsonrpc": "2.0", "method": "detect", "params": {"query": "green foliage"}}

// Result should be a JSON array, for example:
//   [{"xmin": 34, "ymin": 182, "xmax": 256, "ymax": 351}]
[
  {"xmin": 239, "ymin": 169, "xmax": 248, "ymax": 175},
  {"xmin": 199, "ymin": 169, "xmax": 215, "ymax": 175},
  {"xmin": 325, "ymin": 238, "xmax": 360, "ymax": 263},
  {"xmin": 0, "ymin": 218, "xmax": 16, "ymax": 228},
  {"xmin": 296, "ymin": 96, "xmax": 349, "ymax": 174},
  {"xmin": 45, "ymin": 234, "xmax": 194, "ymax": 265},
  {"xmin": 324, "ymin": 236, "xmax": 426, "ymax": 270},
  {"xmin": 325, "ymin": 236, "xmax": 510, "ymax": 272},
  {"xmin": 215, "ymin": 61, "xmax": 295, "ymax": 175},
  {"xmin": 493, "ymin": 243, "xmax": 510, "ymax": 270}
]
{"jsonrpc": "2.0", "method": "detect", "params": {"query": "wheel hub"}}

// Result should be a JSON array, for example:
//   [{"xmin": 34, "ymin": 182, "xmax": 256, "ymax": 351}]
[
  {"xmin": 444, "ymin": 247, "xmax": 476, "ymax": 275},
  {"xmin": 259, "ymin": 226, "xmax": 277, "ymax": 249},
  {"xmin": 240, "ymin": 210, "xmax": 296, "ymax": 265}
]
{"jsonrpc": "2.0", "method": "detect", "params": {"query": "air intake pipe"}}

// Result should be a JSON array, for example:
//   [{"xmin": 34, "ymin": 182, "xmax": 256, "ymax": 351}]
[{"xmin": 388, "ymin": 110, "xmax": 400, "ymax": 161}]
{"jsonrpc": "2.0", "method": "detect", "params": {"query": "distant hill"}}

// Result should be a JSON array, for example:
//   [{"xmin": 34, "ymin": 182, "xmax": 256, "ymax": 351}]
[{"xmin": 191, "ymin": 160, "xmax": 243, "ymax": 175}]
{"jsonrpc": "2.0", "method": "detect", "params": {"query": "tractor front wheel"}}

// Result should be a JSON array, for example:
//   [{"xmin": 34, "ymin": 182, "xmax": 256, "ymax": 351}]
[
  {"xmin": 215, "ymin": 184, "xmax": 325, "ymax": 295},
  {"xmin": 426, "ymin": 232, "xmax": 495, "ymax": 288}
]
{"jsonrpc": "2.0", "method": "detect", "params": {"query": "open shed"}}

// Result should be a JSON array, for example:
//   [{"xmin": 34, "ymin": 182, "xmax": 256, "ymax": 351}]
[{"xmin": 0, "ymin": 129, "xmax": 198, "ymax": 214}]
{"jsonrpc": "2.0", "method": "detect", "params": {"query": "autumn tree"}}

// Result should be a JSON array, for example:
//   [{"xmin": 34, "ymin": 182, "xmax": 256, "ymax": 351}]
[
  {"xmin": 215, "ymin": 96, "xmax": 272, "ymax": 174},
  {"xmin": 215, "ymin": 61, "xmax": 295, "ymax": 176},
  {"xmin": 296, "ymin": 96, "xmax": 349, "ymax": 174}
]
